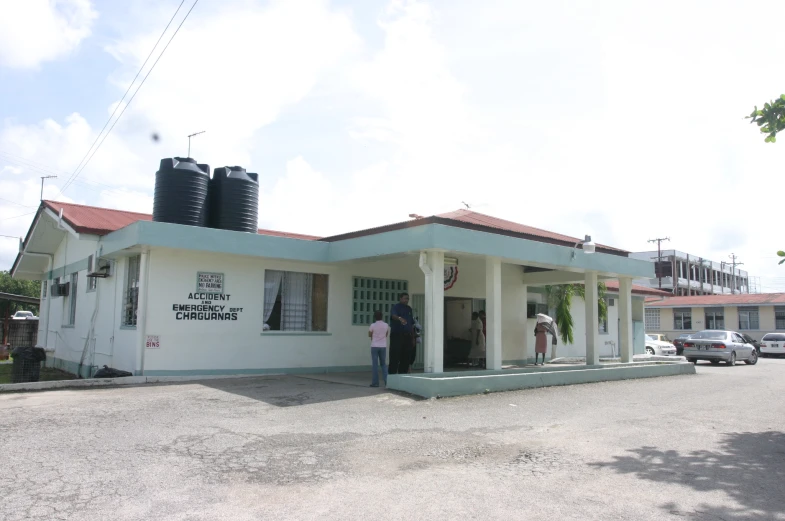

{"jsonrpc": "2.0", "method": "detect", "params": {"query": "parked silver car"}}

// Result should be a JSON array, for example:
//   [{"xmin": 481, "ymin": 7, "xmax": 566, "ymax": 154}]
[{"xmin": 683, "ymin": 330, "xmax": 758, "ymax": 366}]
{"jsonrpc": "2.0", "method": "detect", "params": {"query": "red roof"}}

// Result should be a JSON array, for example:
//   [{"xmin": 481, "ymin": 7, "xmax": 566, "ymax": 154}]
[
  {"xmin": 41, "ymin": 200, "xmax": 320, "ymax": 240},
  {"xmin": 645, "ymin": 293, "xmax": 785, "ymax": 307},
  {"xmin": 602, "ymin": 280, "xmax": 671, "ymax": 297},
  {"xmin": 437, "ymin": 210, "xmax": 626, "ymax": 253},
  {"xmin": 43, "ymin": 201, "xmax": 152, "ymax": 235}
]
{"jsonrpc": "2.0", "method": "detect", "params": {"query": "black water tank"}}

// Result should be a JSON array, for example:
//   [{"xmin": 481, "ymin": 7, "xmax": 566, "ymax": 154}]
[
  {"xmin": 153, "ymin": 157, "xmax": 210, "ymax": 226},
  {"xmin": 209, "ymin": 166, "xmax": 259, "ymax": 233}
]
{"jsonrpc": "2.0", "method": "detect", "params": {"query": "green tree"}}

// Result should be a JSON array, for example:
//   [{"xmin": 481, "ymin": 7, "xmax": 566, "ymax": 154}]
[
  {"xmin": 544, "ymin": 282, "xmax": 608, "ymax": 345},
  {"xmin": 0, "ymin": 270, "xmax": 41, "ymax": 316},
  {"xmin": 746, "ymin": 95, "xmax": 785, "ymax": 143}
]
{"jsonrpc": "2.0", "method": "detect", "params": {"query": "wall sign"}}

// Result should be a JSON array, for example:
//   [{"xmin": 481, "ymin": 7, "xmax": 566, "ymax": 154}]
[
  {"xmin": 444, "ymin": 266, "xmax": 459, "ymax": 290},
  {"xmin": 197, "ymin": 272, "xmax": 224, "ymax": 294},
  {"xmin": 146, "ymin": 335, "xmax": 160, "ymax": 349}
]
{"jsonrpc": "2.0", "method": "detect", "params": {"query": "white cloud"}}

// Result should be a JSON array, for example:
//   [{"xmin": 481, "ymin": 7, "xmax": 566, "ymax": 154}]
[
  {"xmin": 0, "ymin": 0, "xmax": 97, "ymax": 69},
  {"xmin": 3, "ymin": 0, "xmax": 785, "ymax": 293}
]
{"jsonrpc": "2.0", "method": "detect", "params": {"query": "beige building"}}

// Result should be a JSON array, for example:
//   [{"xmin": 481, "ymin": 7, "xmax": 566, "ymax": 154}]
[{"xmin": 644, "ymin": 293, "xmax": 785, "ymax": 341}]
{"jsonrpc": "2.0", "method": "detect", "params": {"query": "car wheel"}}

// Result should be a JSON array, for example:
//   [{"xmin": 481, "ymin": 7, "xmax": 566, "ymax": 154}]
[
  {"xmin": 687, "ymin": 358, "xmax": 697, "ymax": 364},
  {"xmin": 646, "ymin": 347, "xmax": 655, "ymax": 355},
  {"xmin": 726, "ymin": 352, "xmax": 736, "ymax": 366},
  {"xmin": 745, "ymin": 350, "xmax": 758, "ymax": 365},
  {"xmin": 710, "ymin": 360, "xmax": 720, "ymax": 365}
]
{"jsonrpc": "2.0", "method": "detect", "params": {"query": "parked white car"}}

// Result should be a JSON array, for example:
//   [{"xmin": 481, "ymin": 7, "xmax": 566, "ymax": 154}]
[
  {"xmin": 12, "ymin": 311, "xmax": 37, "ymax": 320},
  {"xmin": 645, "ymin": 334, "xmax": 677, "ymax": 356},
  {"xmin": 760, "ymin": 333, "xmax": 785, "ymax": 357}
]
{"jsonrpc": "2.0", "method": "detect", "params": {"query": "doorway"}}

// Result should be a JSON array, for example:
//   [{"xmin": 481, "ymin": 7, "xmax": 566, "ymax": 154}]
[{"xmin": 444, "ymin": 297, "xmax": 485, "ymax": 369}]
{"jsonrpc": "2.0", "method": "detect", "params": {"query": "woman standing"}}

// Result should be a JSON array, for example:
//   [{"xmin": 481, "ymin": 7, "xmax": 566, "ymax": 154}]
[
  {"xmin": 534, "ymin": 322, "xmax": 549, "ymax": 365},
  {"xmin": 468, "ymin": 312, "xmax": 486, "ymax": 368}
]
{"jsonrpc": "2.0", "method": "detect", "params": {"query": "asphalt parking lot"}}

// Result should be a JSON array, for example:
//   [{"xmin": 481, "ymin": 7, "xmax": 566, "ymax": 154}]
[{"xmin": 1, "ymin": 359, "xmax": 784, "ymax": 521}]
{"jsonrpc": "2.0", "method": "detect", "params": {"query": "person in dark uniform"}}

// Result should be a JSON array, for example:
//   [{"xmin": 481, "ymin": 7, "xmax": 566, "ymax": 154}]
[{"xmin": 389, "ymin": 293, "xmax": 414, "ymax": 374}]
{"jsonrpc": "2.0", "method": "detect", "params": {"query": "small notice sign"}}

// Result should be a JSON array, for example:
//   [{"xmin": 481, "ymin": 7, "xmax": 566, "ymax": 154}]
[
  {"xmin": 197, "ymin": 272, "xmax": 224, "ymax": 294},
  {"xmin": 145, "ymin": 335, "xmax": 161, "ymax": 349}
]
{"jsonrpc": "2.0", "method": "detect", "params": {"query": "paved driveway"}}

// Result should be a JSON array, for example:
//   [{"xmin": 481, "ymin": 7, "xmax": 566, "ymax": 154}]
[{"xmin": 1, "ymin": 359, "xmax": 784, "ymax": 521}]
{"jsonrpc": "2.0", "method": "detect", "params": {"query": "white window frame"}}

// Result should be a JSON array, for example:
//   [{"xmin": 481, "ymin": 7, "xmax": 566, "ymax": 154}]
[
  {"xmin": 264, "ymin": 270, "xmax": 329, "ymax": 332},
  {"xmin": 674, "ymin": 308, "xmax": 692, "ymax": 330},
  {"xmin": 122, "ymin": 256, "xmax": 141, "ymax": 327},
  {"xmin": 704, "ymin": 308, "xmax": 724, "ymax": 330},
  {"xmin": 775, "ymin": 306, "xmax": 785, "ymax": 330},
  {"xmin": 738, "ymin": 306, "xmax": 759, "ymax": 330}
]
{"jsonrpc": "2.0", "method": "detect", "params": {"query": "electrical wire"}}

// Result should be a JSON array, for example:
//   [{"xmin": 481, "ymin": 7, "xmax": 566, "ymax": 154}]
[{"xmin": 58, "ymin": 0, "xmax": 200, "ymax": 196}]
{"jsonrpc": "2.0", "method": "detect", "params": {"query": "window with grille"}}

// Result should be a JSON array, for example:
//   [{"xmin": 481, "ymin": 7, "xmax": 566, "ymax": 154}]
[
  {"xmin": 123, "ymin": 256, "xmax": 141, "ymax": 327},
  {"xmin": 41, "ymin": 281, "xmax": 47, "ymax": 299},
  {"xmin": 674, "ymin": 308, "xmax": 692, "ymax": 330},
  {"xmin": 645, "ymin": 308, "xmax": 660, "ymax": 330},
  {"xmin": 351, "ymin": 277, "xmax": 408, "ymax": 325},
  {"xmin": 63, "ymin": 273, "xmax": 78, "ymax": 326},
  {"xmin": 526, "ymin": 302, "xmax": 549, "ymax": 318},
  {"xmin": 705, "ymin": 308, "xmax": 724, "ymax": 330},
  {"xmin": 776, "ymin": 307, "xmax": 785, "ymax": 330},
  {"xmin": 738, "ymin": 306, "xmax": 759, "ymax": 330},
  {"xmin": 264, "ymin": 270, "xmax": 328, "ymax": 331}
]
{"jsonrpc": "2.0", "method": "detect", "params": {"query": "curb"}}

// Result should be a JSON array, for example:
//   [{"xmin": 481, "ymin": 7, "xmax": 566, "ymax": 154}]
[{"xmin": 0, "ymin": 373, "xmax": 276, "ymax": 393}]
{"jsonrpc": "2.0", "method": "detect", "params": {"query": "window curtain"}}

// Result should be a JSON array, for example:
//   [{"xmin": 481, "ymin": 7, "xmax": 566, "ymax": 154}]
[
  {"xmin": 263, "ymin": 270, "xmax": 283, "ymax": 325},
  {"xmin": 282, "ymin": 272, "xmax": 313, "ymax": 331}
]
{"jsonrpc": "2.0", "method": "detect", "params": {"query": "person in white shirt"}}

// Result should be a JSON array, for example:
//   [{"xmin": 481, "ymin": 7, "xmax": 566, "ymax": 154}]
[{"xmin": 368, "ymin": 310, "xmax": 390, "ymax": 387}]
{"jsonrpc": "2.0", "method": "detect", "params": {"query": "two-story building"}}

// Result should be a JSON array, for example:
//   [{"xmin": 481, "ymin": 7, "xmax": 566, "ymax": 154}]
[{"xmin": 644, "ymin": 293, "xmax": 785, "ymax": 341}]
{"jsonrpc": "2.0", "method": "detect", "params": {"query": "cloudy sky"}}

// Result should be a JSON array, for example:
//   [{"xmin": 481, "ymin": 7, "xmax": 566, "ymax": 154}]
[{"xmin": 1, "ymin": 0, "xmax": 784, "ymax": 290}]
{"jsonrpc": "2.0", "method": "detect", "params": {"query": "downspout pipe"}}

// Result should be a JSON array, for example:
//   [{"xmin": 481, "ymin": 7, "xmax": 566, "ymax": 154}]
[
  {"xmin": 137, "ymin": 249, "xmax": 151, "ymax": 376},
  {"xmin": 418, "ymin": 251, "xmax": 432, "ymax": 276}
]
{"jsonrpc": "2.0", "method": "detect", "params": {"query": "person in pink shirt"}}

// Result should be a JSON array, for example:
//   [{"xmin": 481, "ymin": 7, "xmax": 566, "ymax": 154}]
[{"xmin": 368, "ymin": 310, "xmax": 390, "ymax": 387}]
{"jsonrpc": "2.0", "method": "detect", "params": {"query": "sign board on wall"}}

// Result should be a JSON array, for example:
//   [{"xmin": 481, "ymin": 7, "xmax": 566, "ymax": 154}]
[
  {"xmin": 197, "ymin": 272, "xmax": 224, "ymax": 294},
  {"xmin": 146, "ymin": 335, "xmax": 161, "ymax": 349}
]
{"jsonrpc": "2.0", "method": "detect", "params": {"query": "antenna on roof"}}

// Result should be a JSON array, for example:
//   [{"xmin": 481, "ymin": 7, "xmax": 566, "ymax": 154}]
[
  {"xmin": 187, "ymin": 130, "xmax": 206, "ymax": 158},
  {"xmin": 461, "ymin": 201, "xmax": 470, "ymax": 209}
]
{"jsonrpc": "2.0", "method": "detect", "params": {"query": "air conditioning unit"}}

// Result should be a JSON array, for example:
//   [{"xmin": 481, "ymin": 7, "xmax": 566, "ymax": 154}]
[
  {"xmin": 58, "ymin": 282, "xmax": 70, "ymax": 297},
  {"xmin": 87, "ymin": 253, "xmax": 113, "ymax": 278},
  {"xmin": 50, "ymin": 284, "xmax": 61, "ymax": 297}
]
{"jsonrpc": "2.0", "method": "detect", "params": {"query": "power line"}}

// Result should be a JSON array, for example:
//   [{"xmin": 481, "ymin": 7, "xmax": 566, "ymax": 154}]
[
  {"xmin": 57, "ymin": 0, "xmax": 198, "ymax": 197},
  {"xmin": 0, "ymin": 196, "xmax": 36, "ymax": 209}
]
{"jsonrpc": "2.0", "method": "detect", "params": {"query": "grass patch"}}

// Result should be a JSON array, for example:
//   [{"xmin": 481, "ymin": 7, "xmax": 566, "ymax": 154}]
[{"xmin": 0, "ymin": 361, "xmax": 78, "ymax": 384}]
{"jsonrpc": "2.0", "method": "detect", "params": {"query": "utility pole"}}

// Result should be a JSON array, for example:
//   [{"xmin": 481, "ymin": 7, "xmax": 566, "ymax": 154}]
[
  {"xmin": 187, "ymin": 131, "xmax": 206, "ymax": 158},
  {"xmin": 40, "ymin": 175, "xmax": 57, "ymax": 201},
  {"xmin": 648, "ymin": 237, "xmax": 670, "ymax": 289},
  {"xmin": 729, "ymin": 253, "xmax": 744, "ymax": 294}
]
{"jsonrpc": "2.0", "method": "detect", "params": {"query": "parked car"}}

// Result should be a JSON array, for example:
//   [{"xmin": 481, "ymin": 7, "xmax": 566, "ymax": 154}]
[
  {"xmin": 673, "ymin": 333, "xmax": 692, "ymax": 356},
  {"xmin": 682, "ymin": 330, "xmax": 758, "ymax": 366},
  {"xmin": 11, "ymin": 311, "xmax": 37, "ymax": 320},
  {"xmin": 645, "ymin": 334, "xmax": 677, "ymax": 356},
  {"xmin": 760, "ymin": 333, "xmax": 785, "ymax": 357},
  {"xmin": 648, "ymin": 333, "xmax": 670, "ymax": 343},
  {"xmin": 740, "ymin": 333, "xmax": 761, "ymax": 354}
]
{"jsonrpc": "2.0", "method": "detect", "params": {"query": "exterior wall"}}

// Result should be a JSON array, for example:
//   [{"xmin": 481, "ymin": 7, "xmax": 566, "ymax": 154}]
[
  {"xmin": 646, "ymin": 304, "xmax": 780, "ymax": 342},
  {"xmin": 139, "ymin": 249, "xmax": 544, "ymax": 373}
]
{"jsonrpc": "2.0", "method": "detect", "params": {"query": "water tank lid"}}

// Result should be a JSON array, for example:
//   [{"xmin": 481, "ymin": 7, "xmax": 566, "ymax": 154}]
[{"xmin": 174, "ymin": 157, "xmax": 197, "ymax": 164}]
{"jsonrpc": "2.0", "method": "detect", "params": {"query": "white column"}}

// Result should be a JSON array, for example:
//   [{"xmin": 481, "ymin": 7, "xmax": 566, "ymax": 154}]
[
  {"xmin": 423, "ymin": 251, "xmax": 444, "ymax": 373},
  {"xmin": 521, "ymin": 284, "xmax": 529, "ymax": 365},
  {"xmin": 584, "ymin": 271, "xmax": 599, "ymax": 365},
  {"xmin": 486, "ymin": 257, "xmax": 502, "ymax": 370},
  {"xmin": 619, "ymin": 277, "xmax": 633, "ymax": 363}
]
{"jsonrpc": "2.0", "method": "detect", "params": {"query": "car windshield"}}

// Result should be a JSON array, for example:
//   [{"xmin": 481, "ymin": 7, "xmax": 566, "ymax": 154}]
[
  {"xmin": 678, "ymin": 334, "xmax": 690, "ymax": 339},
  {"xmin": 645, "ymin": 335, "xmax": 657, "ymax": 341},
  {"xmin": 690, "ymin": 331, "xmax": 728, "ymax": 340},
  {"xmin": 762, "ymin": 333, "xmax": 785, "ymax": 341},
  {"xmin": 16, "ymin": 311, "xmax": 32, "ymax": 317}
]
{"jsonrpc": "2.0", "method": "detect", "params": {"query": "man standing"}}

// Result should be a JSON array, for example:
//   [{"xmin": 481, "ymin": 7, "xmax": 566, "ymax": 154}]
[{"xmin": 389, "ymin": 292, "xmax": 414, "ymax": 374}]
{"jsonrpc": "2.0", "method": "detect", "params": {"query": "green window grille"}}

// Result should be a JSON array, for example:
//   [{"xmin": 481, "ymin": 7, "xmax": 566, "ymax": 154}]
[{"xmin": 352, "ymin": 277, "xmax": 408, "ymax": 325}]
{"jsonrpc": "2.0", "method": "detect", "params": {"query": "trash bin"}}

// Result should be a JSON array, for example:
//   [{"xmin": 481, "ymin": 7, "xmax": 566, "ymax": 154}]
[{"xmin": 10, "ymin": 346, "xmax": 46, "ymax": 383}]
